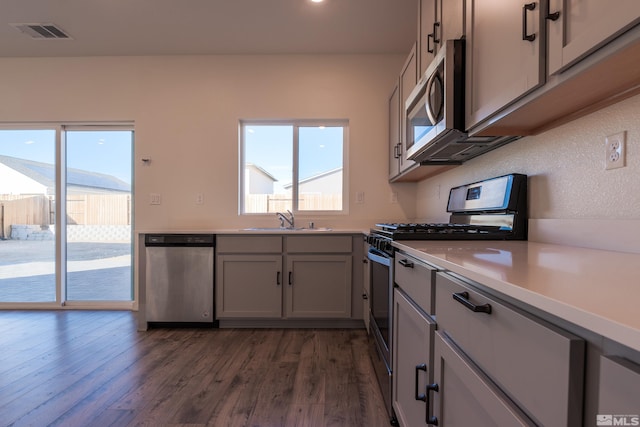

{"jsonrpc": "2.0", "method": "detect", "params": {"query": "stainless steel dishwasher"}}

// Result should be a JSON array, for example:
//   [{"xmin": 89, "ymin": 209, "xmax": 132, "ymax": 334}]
[{"xmin": 145, "ymin": 234, "xmax": 216, "ymax": 325}]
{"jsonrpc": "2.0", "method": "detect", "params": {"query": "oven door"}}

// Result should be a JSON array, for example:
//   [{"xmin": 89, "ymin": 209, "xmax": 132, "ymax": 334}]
[
  {"xmin": 368, "ymin": 249, "xmax": 393, "ymax": 354},
  {"xmin": 367, "ymin": 247, "xmax": 395, "ymax": 420}
]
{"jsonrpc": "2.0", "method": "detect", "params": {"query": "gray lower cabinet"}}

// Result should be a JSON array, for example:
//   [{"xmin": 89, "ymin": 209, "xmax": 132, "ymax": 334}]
[
  {"xmin": 286, "ymin": 254, "xmax": 352, "ymax": 318},
  {"xmin": 216, "ymin": 234, "xmax": 353, "ymax": 320},
  {"xmin": 432, "ymin": 331, "xmax": 535, "ymax": 426},
  {"xmin": 435, "ymin": 272, "xmax": 585, "ymax": 427},
  {"xmin": 598, "ymin": 355, "xmax": 640, "ymax": 416},
  {"xmin": 216, "ymin": 254, "xmax": 282, "ymax": 318},
  {"xmin": 393, "ymin": 251, "xmax": 437, "ymax": 427},
  {"xmin": 392, "ymin": 288, "xmax": 436, "ymax": 427}
]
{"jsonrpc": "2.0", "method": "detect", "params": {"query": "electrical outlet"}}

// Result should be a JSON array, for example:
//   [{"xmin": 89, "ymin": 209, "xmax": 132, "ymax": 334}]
[
  {"xmin": 605, "ymin": 131, "xmax": 626, "ymax": 170},
  {"xmin": 390, "ymin": 192, "xmax": 398, "ymax": 204},
  {"xmin": 195, "ymin": 193, "xmax": 204, "ymax": 205}
]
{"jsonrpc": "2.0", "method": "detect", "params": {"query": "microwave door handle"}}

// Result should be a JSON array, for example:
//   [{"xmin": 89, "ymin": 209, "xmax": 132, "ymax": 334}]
[{"xmin": 424, "ymin": 72, "xmax": 440, "ymax": 125}]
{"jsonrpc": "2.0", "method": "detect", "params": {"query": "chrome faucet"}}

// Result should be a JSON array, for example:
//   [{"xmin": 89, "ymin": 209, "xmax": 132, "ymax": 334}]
[{"xmin": 276, "ymin": 210, "xmax": 295, "ymax": 229}]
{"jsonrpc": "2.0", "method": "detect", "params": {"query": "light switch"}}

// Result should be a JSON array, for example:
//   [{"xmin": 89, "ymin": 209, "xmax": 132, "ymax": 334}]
[{"xmin": 150, "ymin": 193, "xmax": 161, "ymax": 205}]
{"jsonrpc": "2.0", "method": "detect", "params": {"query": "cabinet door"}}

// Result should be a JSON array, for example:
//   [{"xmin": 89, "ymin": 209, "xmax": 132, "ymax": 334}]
[
  {"xmin": 598, "ymin": 355, "xmax": 640, "ymax": 416},
  {"xmin": 399, "ymin": 43, "xmax": 417, "ymax": 173},
  {"xmin": 465, "ymin": 0, "xmax": 544, "ymax": 129},
  {"xmin": 216, "ymin": 254, "xmax": 282, "ymax": 318},
  {"xmin": 388, "ymin": 81, "xmax": 401, "ymax": 180},
  {"xmin": 286, "ymin": 255, "xmax": 352, "ymax": 318},
  {"xmin": 432, "ymin": 332, "xmax": 535, "ymax": 427},
  {"xmin": 440, "ymin": 0, "xmax": 464, "ymax": 44},
  {"xmin": 392, "ymin": 289, "xmax": 436, "ymax": 427},
  {"xmin": 419, "ymin": 0, "xmax": 438, "ymax": 76},
  {"xmin": 548, "ymin": 0, "xmax": 640, "ymax": 74}
]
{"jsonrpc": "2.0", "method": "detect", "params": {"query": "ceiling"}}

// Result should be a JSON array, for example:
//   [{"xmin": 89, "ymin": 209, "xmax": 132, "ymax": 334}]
[{"xmin": 0, "ymin": 0, "xmax": 417, "ymax": 58}]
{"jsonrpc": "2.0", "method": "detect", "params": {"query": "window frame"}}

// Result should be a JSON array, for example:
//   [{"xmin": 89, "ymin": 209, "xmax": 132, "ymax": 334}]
[{"xmin": 239, "ymin": 119, "xmax": 349, "ymax": 216}]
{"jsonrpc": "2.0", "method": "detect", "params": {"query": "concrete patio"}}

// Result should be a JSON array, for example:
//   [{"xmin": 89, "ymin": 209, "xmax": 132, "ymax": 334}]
[{"xmin": 0, "ymin": 240, "xmax": 132, "ymax": 302}]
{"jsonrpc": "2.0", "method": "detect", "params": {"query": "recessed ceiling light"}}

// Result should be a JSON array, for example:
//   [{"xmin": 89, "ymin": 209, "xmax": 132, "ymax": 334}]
[{"xmin": 310, "ymin": 0, "xmax": 324, "ymax": 3}]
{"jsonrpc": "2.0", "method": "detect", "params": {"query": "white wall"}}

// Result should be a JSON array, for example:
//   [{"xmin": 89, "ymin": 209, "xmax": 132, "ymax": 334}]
[
  {"xmin": 0, "ymin": 54, "xmax": 416, "ymax": 230},
  {"xmin": 415, "ymin": 94, "xmax": 640, "ymax": 222},
  {"xmin": 245, "ymin": 166, "xmax": 274, "ymax": 195}
]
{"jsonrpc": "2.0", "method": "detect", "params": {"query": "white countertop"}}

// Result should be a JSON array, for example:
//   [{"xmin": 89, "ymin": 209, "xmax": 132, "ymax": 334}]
[
  {"xmin": 393, "ymin": 240, "xmax": 640, "ymax": 353},
  {"xmin": 136, "ymin": 228, "xmax": 367, "ymax": 235}
]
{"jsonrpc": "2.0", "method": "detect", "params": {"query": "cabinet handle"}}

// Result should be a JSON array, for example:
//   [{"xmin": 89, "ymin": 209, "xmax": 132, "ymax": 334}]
[
  {"xmin": 415, "ymin": 363, "xmax": 427, "ymax": 401},
  {"xmin": 546, "ymin": 1, "xmax": 560, "ymax": 21},
  {"xmin": 425, "ymin": 383, "xmax": 440, "ymax": 426},
  {"xmin": 277, "ymin": 271, "xmax": 281, "ymax": 285},
  {"xmin": 546, "ymin": 11, "xmax": 560, "ymax": 20},
  {"xmin": 362, "ymin": 293, "xmax": 368, "ymax": 300},
  {"xmin": 452, "ymin": 291, "xmax": 492, "ymax": 314},
  {"xmin": 432, "ymin": 22, "xmax": 441, "ymax": 44},
  {"xmin": 288, "ymin": 271, "xmax": 292, "ymax": 286},
  {"xmin": 522, "ymin": 2, "xmax": 537, "ymax": 41},
  {"xmin": 427, "ymin": 33, "xmax": 434, "ymax": 53},
  {"xmin": 399, "ymin": 259, "xmax": 414, "ymax": 268},
  {"xmin": 362, "ymin": 258, "xmax": 368, "ymax": 264}
]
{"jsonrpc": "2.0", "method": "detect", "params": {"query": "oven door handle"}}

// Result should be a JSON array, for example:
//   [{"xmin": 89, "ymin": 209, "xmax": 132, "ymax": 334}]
[{"xmin": 367, "ymin": 250, "xmax": 392, "ymax": 267}]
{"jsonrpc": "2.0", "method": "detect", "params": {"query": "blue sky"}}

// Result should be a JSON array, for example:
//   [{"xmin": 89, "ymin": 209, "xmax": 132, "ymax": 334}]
[
  {"xmin": 0, "ymin": 129, "xmax": 133, "ymax": 184},
  {"xmin": 244, "ymin": 124, "xmax": 343, "ymax": 191}
]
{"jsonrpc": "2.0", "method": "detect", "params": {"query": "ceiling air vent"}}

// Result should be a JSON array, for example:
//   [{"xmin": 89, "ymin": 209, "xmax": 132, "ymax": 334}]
[{"xmin": 10, "ymin": 23, "xmax": 72, "ymax": 40}]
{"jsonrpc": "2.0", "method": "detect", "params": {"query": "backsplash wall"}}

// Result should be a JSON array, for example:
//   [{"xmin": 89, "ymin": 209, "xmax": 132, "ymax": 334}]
[{"xmin": 415, "ymin": 93, "xmax": 640, "ymax": 223}]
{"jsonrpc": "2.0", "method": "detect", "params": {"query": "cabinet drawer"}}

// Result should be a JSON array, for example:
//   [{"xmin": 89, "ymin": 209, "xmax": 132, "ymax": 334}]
[
  {"xmin": 394, "ymin": 253, "xmax": 436, "ymax": 315},
  {"xmin": 435, "ymin": 272, "xmax": 584, "ymax": 427},
  {"xmin": 286, "ymin": 235, "xmax": 352, "ymax": 253},
  {"xmin": 217, "ymin": 236, "xmax": 282, "ymax": 253}
]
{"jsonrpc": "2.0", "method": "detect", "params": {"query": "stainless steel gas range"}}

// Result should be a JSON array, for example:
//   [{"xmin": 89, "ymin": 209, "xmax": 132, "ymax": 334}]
[{"xmin": 366, "ymin": 173, "xmax": 527, "ymax": 425}]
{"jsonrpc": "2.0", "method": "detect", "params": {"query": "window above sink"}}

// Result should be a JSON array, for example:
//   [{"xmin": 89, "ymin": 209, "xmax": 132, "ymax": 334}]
[{"xmin": 239, "ymin": 119, "xmax": 348, "ymax": 215}]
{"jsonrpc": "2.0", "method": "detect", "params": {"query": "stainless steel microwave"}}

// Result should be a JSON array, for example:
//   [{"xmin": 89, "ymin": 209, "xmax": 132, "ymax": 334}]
[{"xmin": 405, "ymin": 39, "xmax": 517, "ymax": 163}]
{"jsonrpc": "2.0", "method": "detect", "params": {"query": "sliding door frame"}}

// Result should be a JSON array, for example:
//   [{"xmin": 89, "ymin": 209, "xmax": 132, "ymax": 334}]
[{"xmin": 0, "ymin": 122, "xmax": 135, "ymax": 310}]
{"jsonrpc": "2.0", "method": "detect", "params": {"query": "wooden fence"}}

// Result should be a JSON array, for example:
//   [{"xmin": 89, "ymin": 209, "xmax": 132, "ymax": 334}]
[
  {"xmin": 245, "ymin": 193, "xmax": 342, "ymax": 213},
  {"xmin": 0, "ymin": 194, "xmax": 131, "ymax": 239}
]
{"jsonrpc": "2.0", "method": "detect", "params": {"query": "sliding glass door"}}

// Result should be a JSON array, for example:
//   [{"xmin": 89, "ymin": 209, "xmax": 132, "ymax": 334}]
[
  {"xmin": 0, "ymin": 125, "xmax": 133, "ymax": 308},
  {"xmin": 65, "ymin": 129, "xmax": 133, "ymax": 302},
  {"xmin": 0, "ymin": 129, "xmax": 57, "ymax": 302}
]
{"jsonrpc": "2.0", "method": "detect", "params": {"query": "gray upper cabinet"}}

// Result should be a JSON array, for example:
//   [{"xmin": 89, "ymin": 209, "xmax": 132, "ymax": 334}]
[
  {"xmin": 466, "ymin": 0, "xmax": 639, "ymax": 136},
  {"xmin": 388, "ymin": 80, "xmax": 401, "ymax": 180},
  {"xmin": 418, "ymin": 0, "xmax": 438, "ymax": 75},
  {"xmin": 547, "ymin": 0, "xmax": 640, "ymax": 75},
  {"xmin": 418, "ymin": 0, "xmax": 465, "ymax": 77},
  {"xmin": 465, "ymin": 0, "xmax": 544, "ymax": 130}
]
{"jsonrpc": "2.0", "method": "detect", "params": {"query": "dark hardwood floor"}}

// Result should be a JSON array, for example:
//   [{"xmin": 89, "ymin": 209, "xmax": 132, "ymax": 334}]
[{"xmin": 0, "ymin": 311, "xmax": 390, "ymax": 427}]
